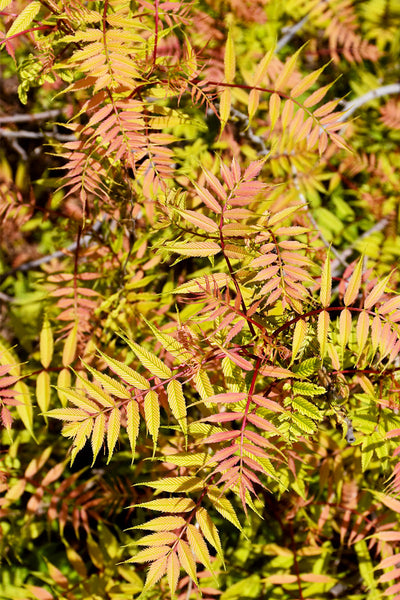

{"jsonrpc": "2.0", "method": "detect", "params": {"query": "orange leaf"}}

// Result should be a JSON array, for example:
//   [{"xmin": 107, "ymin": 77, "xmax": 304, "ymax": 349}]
[
  {"xmin": 364, "ymin": 274, "xmax": 391, "ymax": 310},
  {"xmin": 303, "ymin": 83, "xmax": 332, "ymax": 108},
  {"xmin": 193, "ymin": 182, "xmax": 222, "ymax": 213},
  {"xmin": 259, "ymin": 365, "xmax": 297, "ymax": 379},
  {"xmin": 379, "ymin": 295, "xmax": 400, "ymax": 315},
  {"xmin": 290, "ymin": 66, "xmax": 325, "ymax": 98}
]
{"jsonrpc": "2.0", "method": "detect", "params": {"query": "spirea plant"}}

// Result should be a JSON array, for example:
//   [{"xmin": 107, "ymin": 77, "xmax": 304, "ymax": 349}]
[{"xmin": 1, "ymin": 1, "xmax": 400, "ymax": 599}]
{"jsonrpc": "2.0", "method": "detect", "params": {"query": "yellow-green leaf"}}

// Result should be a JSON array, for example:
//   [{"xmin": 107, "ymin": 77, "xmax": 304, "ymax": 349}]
[
  {"xmin": 268, "ymin": 204, "xmax": 303, "ymax": 227},
  {"xmin": 98, "ymin": 350, "xmax": 150, "ymax": 389},
  {"xmin": 143, "ymin": 317, "xmax": 193, "ymax": 363},
  {"xmin": 167, "ymin": 380, "xmax": 187, "ymax": 432},
  {"xmin": 6, "ymin": 0, "xmax": 41, "ymax": 39},
  {"xmin": 248, "ymin": 89, "xmax": 260, "ymax": 122},
  {"xmin": 207, "ymin": 487, "xmax": 242, "ymax": 530},
  {"xmin": 144, "ymin": 390, "xmax": 160, "ymax": 451},
  {"xmin": 15, "ymin": 381, "xmax": 34, "ymax": 437},
  {"xmin": 125, "ymin": 340, "xmax": 172, "ymax": 379},
  {"xmin": 167, "ymin": 552, "xmax": 180, "ymax": 597},
  {"xmin": 145, "ymin": 476, "xmax": 204, "ymax": 493},
  {"xmin": 219, "ymin": 87, "xmax": 232, "ymax": 135},
  {"xmin": 40, "ymin": 316, "xmax": 53, "ymax": 369},
  {"xmin": 291, "ymin": 319, "xmax": 307, "ymax": 364},
  {"xmin": 57, "ymin": 368, "xmax": 71, "ymax": 407},
  {"xmin": 194, "ymin": 368, "xmax": 214, "ymax": 401},
  {"xmin": 0, "ymin": 1, "xmax": 13, "ymax": 11},
  {"xmin": 339, "ymin": 308, "xmax": 352, "ymax": 349},
  {"xmin": 107, "ymin": 407, "xmax": 121, "ymax": 463},
  {"xmin": 91, "ymin": 412, "xmax": 106, "ymax": 465},
  {"xmin": 356, "ymin": 311, "xmax": 370, "ymax": 358},
  {"xmin": 320, "ymin": 254, "xmax": 331, "ymax": 308},
  {"xmin": 133, "ymin": 515, "xmax": 186, "ymax": 531},
  {"xmin": 187, "ymin": 524, "xmax": 214, "ymax": 575},
  {"xmin": 57, "ymin": 387, "xmax": 99, "ymax": 412},
  {"xmin": 140, "ymin": 556, "xmax": 168, "ymax": 597},
  {"xmin": 174, "ymin": 273, "xmax": 230, "ymax": 295},
  {"xmin": 344, "ymin": 257, "xmax": 363, "ymax": 306},
  {"xmin": 224, "ymin": 27, "xmax": 235, "ymax": 84},
  {"xmin": 126, "ymin": 399, "xmax": 140, "ymax": 459},
  {"xmin": 136, "ymin": 532, "xmax": 178, "ymax": 547},
  {"xmin": 253, "ymin": 47, "xmax": 274, "ymax": 86},
  {"xmin": 82, "ymin": 361, "xmax": 131, "ymax": 399},
  {"xmin": 274, "ymin": 46, "xmax": 302, "ymax": 91},
  {"xmin": 128, "ymin": 546, "xmax": 170, "ymax": 564},
  {"xmin": 36, "ymin": 370, "xmax": 51, "ymax": 415},
  {"xmin": 62, "ymin": 322, "xmax": 78, "ymax": 367},
  {"xmin": 196, "ymin": 507, "xmax": 224, "ymax": 563},
  {"xmin": 177, "ymin": 539, "xmax": 198, "ymax": 585},
  {"xmin": 47, "ymin": 407, "xmax": 89, "ymax": 422},
  {"xmin": 317, "ymin": 310, "xmax": 330, "ymax": 358},
  {"xmin": 76, "ymin": 374, "xmax": 115, "ymax": 408},
  {"xmin": 134, "ymin": 498, "xmax": 196, "ymax": 513}
]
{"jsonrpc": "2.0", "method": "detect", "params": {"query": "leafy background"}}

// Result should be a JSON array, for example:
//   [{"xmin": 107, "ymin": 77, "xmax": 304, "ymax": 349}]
[{"xmin": 1, "ymin": 1, "xmax": 400, "ymax": 599}]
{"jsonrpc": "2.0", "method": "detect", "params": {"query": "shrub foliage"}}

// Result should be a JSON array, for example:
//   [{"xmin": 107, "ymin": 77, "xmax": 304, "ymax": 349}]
[{"xmin": 1, "ymin": 1, "xmax": 400, "ymax": 599}]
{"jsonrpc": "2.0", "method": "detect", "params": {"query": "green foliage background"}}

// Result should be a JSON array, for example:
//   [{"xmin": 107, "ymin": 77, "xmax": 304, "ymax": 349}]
[{"xmin": 1, "ymin": 1, "xmax": 400, "ymax": 599}]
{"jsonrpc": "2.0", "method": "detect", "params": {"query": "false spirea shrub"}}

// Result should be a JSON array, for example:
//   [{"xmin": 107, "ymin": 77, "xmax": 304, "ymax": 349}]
[{"xmin": 1, "ymin": 1, "xmax": 400, "ymax": 599}]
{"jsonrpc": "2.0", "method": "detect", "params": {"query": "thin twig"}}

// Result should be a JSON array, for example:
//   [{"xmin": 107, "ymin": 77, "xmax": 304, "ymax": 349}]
[
  {"xmin": 290, "ymin": 164, "xmax": 347, "ymax": 265},
  {"xmin": 331, "ymin": 217, "xmax": 389, "ymax": 276},
  {"xmin": 0, "ymin": 127, "xmax": 76, "ymax": 142},
  {"xmin": 276, "ymin": 13, "xmax": 310, "ymax": 52},
  {"xmin": 0, "ymin": 291, "xmax": 14, "ymax": 303},
  {"xmin": 0, "ymin": 109, "xmax": 62, "ymax": 124},
  {"xmin": 0, "ymin": 219, "xmax": 104, "ymax": 282},
  {"xmin": 339, "ymin": 83, "xmax": 400, "ymax": 123}
]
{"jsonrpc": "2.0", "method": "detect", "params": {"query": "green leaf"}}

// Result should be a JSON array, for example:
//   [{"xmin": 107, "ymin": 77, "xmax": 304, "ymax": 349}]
[
  {"xmin": 6, "ymin": 1, "xmax": 41, "ymax": 39},
  {"xmin": 220, "ymin": 575, "xmax": 261, "ymax": 599},
  {"xmin": 292, "ymin": 382, "xmax": 326, "ymax": 396},
  {"xmin": 293, "ymin": 358, "xmax": 320, "ymax": 378},
  {"xmin": 292, "ymin": 396, "xmax": 322, "ymax": 420}
]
